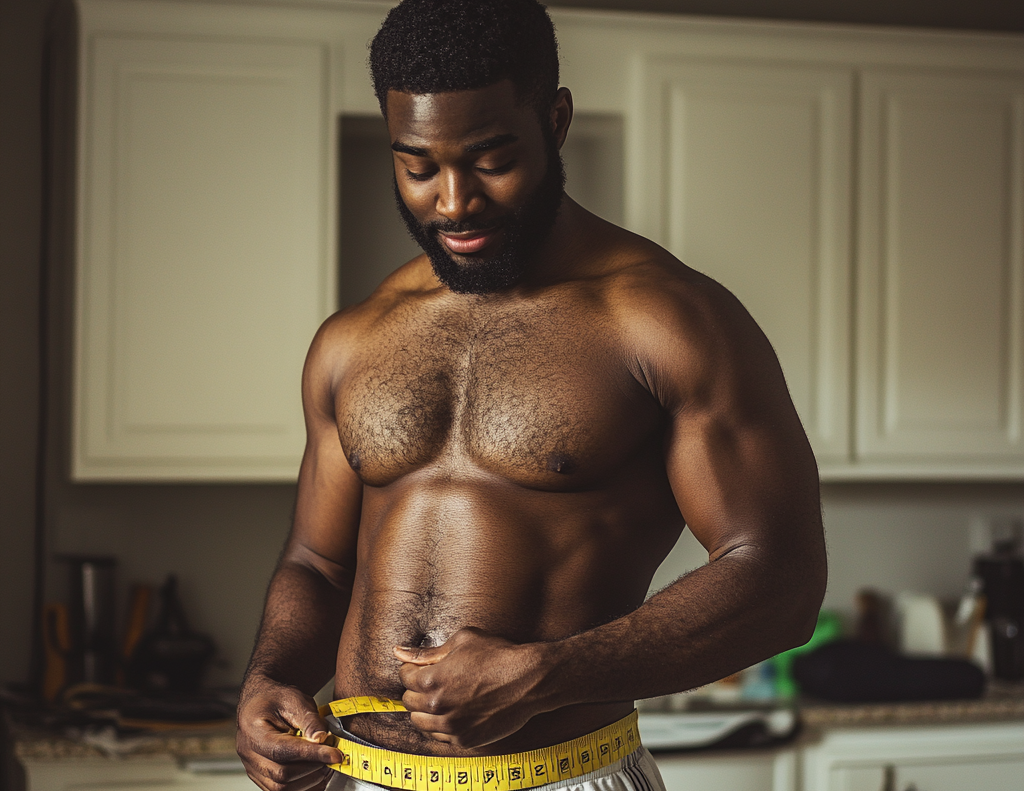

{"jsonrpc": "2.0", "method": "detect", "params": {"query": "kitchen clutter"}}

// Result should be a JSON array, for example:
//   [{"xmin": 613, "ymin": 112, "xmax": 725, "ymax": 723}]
[
  {"xmin": 25, "ymin": 559, "xmax": 232, "ymax": 742},
  {"xmin": 642, "ymin": 527, "xmax": 1024, "ymax": 715},
  {"xmin": 790, "ymin": 523, "xmax": 1024, "ymax": 703}
]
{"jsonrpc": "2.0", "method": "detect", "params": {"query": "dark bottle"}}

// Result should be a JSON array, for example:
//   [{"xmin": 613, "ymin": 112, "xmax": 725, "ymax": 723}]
[
  {"xmin": 128, "ymin": 575, "xmax": 216, "ymax": 693},
  {"xmin": 974, "ymin": 534, "xmax": 1024, "ymax": 682}
]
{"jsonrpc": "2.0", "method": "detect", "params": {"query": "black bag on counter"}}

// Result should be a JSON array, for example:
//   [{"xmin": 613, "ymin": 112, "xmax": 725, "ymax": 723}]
[{"xmin": 792, "ymin": 640, "xmax": 985, "ymax": 703}]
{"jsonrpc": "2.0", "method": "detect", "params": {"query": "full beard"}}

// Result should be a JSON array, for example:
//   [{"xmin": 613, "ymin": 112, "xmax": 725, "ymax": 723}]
[{"xmin": 393, "ymin": 135, "xmax": 566, "ymax": 295}]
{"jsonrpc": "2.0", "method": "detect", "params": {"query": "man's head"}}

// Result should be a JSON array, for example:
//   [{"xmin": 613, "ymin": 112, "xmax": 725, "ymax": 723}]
[
  {"xmin": 369, "ymin": 0, "xmax": 559, "ymax": 121},
  {"xmin": 370, "ymin": 0, "xmax": 570, "ymax": 295}
]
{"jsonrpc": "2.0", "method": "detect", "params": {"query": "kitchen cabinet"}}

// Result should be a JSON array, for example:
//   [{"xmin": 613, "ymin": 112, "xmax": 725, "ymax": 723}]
[
  {"xmin": 653, "ymin": 749, "xmax": 795, "ymax": 791},
  {"xmin": 800, "ymin": 720, "xmax": 1024, "ymax": 791},
  {"xmin": 68, "ymin": 0, "xmax": 342, "ymax": 480},
  {"xmin": 628, "ymin": 36, "xmax": 1024, "ymax": 478},
  {"xmin": 632, "ymin": 58, "xmax": 853, "ymax": 464},
  {"xmin": 855, "ymin": 69, "xmax": 1024, "ymax": 472},
  {"xmin": 18, "ymin": 754, "xmax": 254, "ymax": 791},
  {"xmin": 63, "ymin": 0, "xmax": 1024, "ymax": 480},
  {"xmin": 65, "ymin": 0, "xmax": 390, "ymax": 480}
]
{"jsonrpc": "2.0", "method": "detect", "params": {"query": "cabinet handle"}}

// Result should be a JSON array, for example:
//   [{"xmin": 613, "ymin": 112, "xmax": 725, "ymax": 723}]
[{"xmin": 881, "ymin": 765, "xmax": 896, "ymax": 791}]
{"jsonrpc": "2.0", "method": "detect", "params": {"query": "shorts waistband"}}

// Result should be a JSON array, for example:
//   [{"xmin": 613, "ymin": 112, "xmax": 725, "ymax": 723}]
[{"xmin": 317, "ymin": 697, "xmax": 641, "ymax": 791}]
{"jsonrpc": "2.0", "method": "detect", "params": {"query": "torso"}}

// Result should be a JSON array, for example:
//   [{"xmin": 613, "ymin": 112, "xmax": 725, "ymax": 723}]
[{"xmin": 330, "ymin": 234, "xmax": 689, "ymax": 756}]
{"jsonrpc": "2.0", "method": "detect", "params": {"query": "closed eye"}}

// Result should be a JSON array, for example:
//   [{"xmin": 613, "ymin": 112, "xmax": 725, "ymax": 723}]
[
  {"xmin": 477, "ymin": 161, "xmax": 515, "ymax": 176},
  {"xmin": 405, "ymin": 169, "xmax": 436, "ymax": 182}
]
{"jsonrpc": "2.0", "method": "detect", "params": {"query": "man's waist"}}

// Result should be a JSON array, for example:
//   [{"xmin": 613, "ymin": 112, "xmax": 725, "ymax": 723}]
[{"xmin": 318, "ymin": 697, "xmax": 640, "ymax": 791}]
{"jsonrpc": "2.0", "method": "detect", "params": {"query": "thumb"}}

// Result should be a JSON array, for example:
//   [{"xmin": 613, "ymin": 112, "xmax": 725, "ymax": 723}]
[
  {"xmin": 279, "ymin": 695, "xmax": 332, "ymax": 744},
  {"xmin": 394, "ymin": 644, "xmax": 447, "ymax": 665},
  {"xmin": 291, "ymin": 712, "xmax": 344, "ymax": 765}
]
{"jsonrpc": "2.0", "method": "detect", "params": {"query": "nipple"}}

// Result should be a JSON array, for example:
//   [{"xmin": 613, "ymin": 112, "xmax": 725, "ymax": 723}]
[
  {"xmin": 348, "ymin": 450, "xmax": 362, "ymax": 471},
  {"xmin": 546, "ymin": 453, "xmax": 574, "ymax": 474}
]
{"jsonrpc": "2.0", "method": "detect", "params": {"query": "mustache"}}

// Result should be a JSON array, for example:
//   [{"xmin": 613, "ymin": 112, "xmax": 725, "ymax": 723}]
[{"xmin": 426, "ymin": 218, "xmax": 503, "ymax": 234}]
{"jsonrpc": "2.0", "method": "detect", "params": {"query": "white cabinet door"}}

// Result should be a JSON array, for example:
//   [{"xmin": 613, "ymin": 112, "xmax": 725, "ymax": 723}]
[
  {"xmin": 856, "ymin": 69, "xmax": 1024, "ymax": 470},
  {"xmin": 72, "ymin": 0, "xmax": 337, "ymax": 480},
  {"xmin": 802, "ymin": 721, "xmax": 1024, "ymax": 791},
  {"xmin": 829, "ymin": 757, "xmax": 1024, "ymax": 791},
  {"xmin": 823, "ymin": 754, "xmax": 1024, "ymax": 790},
  {"xmin": 654, "ymin": 749, "xmax": 796, "ymax": 791},
  {"xmin": 630, "ymin": 59, "xmax": 853, "ymax": 463},
  {"xmin": 888, "ymin": 756, "xmax": 1024, "ymax": 790}
]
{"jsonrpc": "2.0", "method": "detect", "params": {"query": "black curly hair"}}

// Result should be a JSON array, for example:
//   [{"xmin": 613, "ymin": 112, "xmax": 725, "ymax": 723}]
[{"xmin": 369, "ymin": 0, "xmax": 560, "ymax": 118}]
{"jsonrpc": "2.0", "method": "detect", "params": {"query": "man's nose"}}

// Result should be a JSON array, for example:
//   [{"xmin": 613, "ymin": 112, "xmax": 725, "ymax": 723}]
[{"xmin": 436, "ymin": 170, "xmax": 486, "ymax": 223}]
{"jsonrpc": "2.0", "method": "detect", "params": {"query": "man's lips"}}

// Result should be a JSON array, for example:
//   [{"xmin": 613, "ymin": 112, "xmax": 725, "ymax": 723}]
[{"xmin": 438, "ymin": 227, "xmax": 500, "ymax": 255}]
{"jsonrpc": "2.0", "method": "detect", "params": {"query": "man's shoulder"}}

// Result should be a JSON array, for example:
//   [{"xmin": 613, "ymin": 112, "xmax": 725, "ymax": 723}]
[
  {"xmin": 320, "ymin": 255, "xmax": 434, "ymax": 334},
  {"xmin": 587, "ymin": 228, "xmax": 775, "ymax": 409},
  {"xmin": 590, "ymin": 232, "xmax": 746, "ymax": 340},
  {"xmin": 306, "ymin": 255, "xmax": 434, "ymax": 374}
]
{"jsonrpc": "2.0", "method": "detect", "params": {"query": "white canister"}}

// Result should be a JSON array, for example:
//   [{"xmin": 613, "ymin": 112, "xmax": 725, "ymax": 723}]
[{"xmin": 896, "ymin": 592, "xmax": 947, "ymax": 656}]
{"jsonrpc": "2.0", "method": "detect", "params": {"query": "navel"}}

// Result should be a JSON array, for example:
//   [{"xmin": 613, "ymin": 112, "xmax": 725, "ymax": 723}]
[{"xmin": 546, "ymin": 453, "xmax": 575, "ymax": 474}]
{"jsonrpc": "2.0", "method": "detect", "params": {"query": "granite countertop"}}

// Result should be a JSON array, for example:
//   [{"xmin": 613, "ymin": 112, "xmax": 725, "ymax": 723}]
[
  {"xmin": 10, "ymin": 683, "xmax": 1024, "ymax": 762},
  {"xmin": 11, "ymin": 720, "xmax": 238, "ymax": 762},
  {"xmin": 798, "ymin": 680, "xmax": 1024, "ymax": 728}
]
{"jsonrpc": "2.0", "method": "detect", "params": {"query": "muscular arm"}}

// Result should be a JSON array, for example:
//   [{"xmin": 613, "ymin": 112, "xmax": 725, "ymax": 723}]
[
  {"xmin": 397, "ymin": 272, "xmax": 826, "ymax": 746},
  {"xmin": 542, "ymin": 275, "xmax": 826, "ymax": 701},
  {"xmin": 237, "ymin": 319, "xmax": 360, "ymax": 790}
]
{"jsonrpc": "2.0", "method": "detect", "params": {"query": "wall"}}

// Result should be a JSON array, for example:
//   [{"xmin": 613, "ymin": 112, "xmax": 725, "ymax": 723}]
[
  {"xmin": 547, "ymin": 0, "xmax": 1024, "ymax": 32},
  {"xmin": 1, "ymin": 0, "xmax": 1023, "ymax": 688}
]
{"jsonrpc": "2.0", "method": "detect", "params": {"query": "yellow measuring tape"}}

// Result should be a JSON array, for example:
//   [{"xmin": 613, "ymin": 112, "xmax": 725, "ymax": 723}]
[{"xmin": 315, "ymin": 696, "xmax": 639, "ymax": 791}]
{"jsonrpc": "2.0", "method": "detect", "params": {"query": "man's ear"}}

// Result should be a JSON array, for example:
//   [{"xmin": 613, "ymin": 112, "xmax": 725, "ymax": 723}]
[{"xmin": 550, "ymin": 87, "xmax": 573, "ymax": 150}]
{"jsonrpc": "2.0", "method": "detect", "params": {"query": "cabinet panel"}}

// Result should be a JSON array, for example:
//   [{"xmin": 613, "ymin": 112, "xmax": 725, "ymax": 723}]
[
  {"xmin": 857, "ymin": 69, "xmax": 1024, "ymax": 463},
  {"xmin": 74, "ymin": 30, "xmax": 333, "ymax": 479},
  {"xmin": 894, "ymin": 756, "xmax": 1024, "ymax": 790},
  {"xmin": 654, "ymin": 750, "xmax": 795, "ymax": 791},
  {"xmin": 802, "ymin": 722, "xmax": 1024, "ymax": 791},
  {"xmin": 631, "ymin": 59, "xmax": 853, "ymax": 462},
  {"xmin": 829, "ymin": 757, "xmax": 1024, "ymax": 791}
]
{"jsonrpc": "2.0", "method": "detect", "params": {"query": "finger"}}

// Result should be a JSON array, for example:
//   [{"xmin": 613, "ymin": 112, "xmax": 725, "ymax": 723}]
[
  {"xmin": 394, "ymin": 644, "xmax": 448, "ymax": 665},
  {"xmin": 397, "ymin": 661, "xmax": 433, "ymax": 691},
  {"xmin": 261, "ymin": 730, "xmax": 345, "ymax": 766},
  {"xmin": 407, "ymin": 709, "xmax": 456, "ymax": 735},
  {"xmin": 402, "ymin": 688, "xmax": 445, "ymax": 714},
  {"xmin": 277, "ymin": 699, "xmax": 334, "ymax": 747},
  {"xmin": 243, "ymin": 754, "xmax": 334, "ymax": 791}
]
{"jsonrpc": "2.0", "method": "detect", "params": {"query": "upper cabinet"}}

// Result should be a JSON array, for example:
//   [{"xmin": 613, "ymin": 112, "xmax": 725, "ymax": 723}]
[
  {"xmin": 612, "ymin": 15, "xmax": 1023, "ymax": 479},
  {"xmin": 63, "ymin": 1, "xmax": 1024, "ymax": 480},
  {"xmin": 632, "ymin": 58, "xmax": 853, "ymax": 464},
  {"xmin": 855, "ymin": 69, "xmax": 1024, "ymax": 472},
  {"xmin": 67, "ymin": 0, "xmax": 383, "ymax": 480}
]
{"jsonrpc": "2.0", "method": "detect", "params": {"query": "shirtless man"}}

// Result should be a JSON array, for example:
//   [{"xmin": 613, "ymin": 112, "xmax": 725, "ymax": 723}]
[{"xmin": 236, "ymin": 1, "xmax": 827, "ymax": 790}]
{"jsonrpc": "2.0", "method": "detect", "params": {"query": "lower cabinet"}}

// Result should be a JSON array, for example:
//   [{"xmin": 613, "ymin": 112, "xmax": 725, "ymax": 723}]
[
  {"xmin": 18, "ymin": 722, "xmax": 1024, "ymax": 791},
  {"xmin": 18, "ymin": 755, "xmax": 254, "ymax": 791},
  {"xmin": 801, "ymin": 721, "xmax": 1024, "ymax": 791},
  {"xmin": 652, "ymin": 749, "xmax": 796, "ymax": 791}
]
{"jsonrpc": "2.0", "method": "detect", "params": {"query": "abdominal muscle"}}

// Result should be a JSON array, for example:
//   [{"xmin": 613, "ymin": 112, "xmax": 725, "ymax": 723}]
[{"xmin": 331, "ymin": 472, "xmax": 677, "ymax": 756}]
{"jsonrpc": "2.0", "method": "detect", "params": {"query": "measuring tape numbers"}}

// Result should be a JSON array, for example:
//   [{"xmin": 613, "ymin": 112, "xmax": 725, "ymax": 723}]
[{"xmin": 315, "ymin": 696, "xmax": 640, "ymax": 791}]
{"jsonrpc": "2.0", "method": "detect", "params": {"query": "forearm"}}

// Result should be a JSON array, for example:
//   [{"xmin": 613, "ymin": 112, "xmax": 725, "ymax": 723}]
[
  {"xmin": 242, "ymin": 551, "xmax": 353, "ymax": 700},
  {"xmin": 536, "ymin": 545, "xmax": 824, "ymax": 709}
]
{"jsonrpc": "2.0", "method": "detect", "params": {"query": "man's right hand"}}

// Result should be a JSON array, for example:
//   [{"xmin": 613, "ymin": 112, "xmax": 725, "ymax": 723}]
[{"xmin": 236, "ymin": 676, "xmax": 344, "ymax": 791}]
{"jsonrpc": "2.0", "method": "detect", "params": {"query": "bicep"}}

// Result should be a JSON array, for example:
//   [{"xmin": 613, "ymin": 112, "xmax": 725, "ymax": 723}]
[
  {"xmin": 283, "ymin": 331, "xmax": 363, "ymax": 589},
  {"xmin": 660, "ymin": 306, "xmax": 822, "ymax": 565}
]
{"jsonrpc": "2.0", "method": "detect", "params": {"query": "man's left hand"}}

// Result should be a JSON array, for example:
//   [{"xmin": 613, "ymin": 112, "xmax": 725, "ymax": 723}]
[{"xmin": 394, "ymin": 627, "xmax": 548, "ymax": 749}]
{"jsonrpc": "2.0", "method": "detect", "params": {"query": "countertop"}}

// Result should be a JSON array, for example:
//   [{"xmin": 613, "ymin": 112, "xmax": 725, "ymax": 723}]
[
  {"xmin": 9, "ymin": 683, "xmax": 1024, "ymax": 763},
  {"xmin": 798, "ymin": 680, "xmax": 1024, "ymax": 728}
]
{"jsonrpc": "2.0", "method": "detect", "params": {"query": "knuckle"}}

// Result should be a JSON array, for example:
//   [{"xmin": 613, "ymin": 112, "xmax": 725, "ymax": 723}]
[
  {"xmin": 267, "ymin": 740, "xmax": 292, "ymax": 765},
  {"xmin": 425, "ymin": 697, "xmax": 443, "ymax": 715},
  {"xmin": 266, "ymin": 763, "xmax": 290, "ymax": 784}
]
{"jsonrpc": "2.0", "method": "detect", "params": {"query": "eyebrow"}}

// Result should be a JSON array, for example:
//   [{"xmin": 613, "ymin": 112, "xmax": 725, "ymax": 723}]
[{"xmin": 391, "ymin": 133, "xmax": 519, "ymax": 157}]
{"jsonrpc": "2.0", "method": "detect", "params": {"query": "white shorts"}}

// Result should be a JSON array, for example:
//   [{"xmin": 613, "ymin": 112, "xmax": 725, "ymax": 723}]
[{"xmin": 325, "ymin": 746, "xmax": 666, "ymax": 791}]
